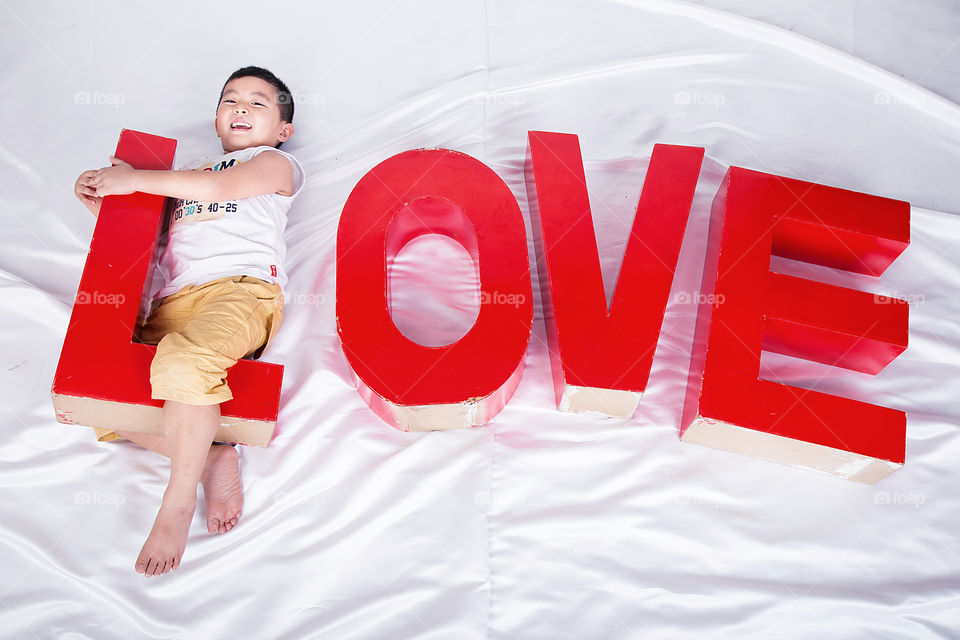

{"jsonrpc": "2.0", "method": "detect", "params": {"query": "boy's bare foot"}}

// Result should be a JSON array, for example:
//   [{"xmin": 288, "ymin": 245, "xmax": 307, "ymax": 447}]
[
  {"xmin": 200, "ymin": 444, "xmax": 243, "ymax": 534},
  {"xmin": 132, "ymin": 444, "xmax": 241, "ymax": 575},
  {"xmin": 135, "ymin": 493, "xmax": 196, "ymax": 576}
]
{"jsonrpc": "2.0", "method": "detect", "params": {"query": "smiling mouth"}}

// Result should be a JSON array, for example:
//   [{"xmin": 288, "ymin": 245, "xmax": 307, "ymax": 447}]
[{"xmin": 231, "ymin": 121, "xmax": 252, "ymax": 130}]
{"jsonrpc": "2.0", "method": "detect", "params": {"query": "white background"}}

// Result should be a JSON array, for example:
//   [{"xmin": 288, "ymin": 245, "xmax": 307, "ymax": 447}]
[{"xmin": 1, "ymin": 1, "xmax": 959, "ymax": 638}]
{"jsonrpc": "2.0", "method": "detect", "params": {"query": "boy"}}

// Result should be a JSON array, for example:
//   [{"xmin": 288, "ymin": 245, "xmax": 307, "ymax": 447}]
[{"xmin": 72, "ymin": 66, "xmax": 305, "ymax": 577}]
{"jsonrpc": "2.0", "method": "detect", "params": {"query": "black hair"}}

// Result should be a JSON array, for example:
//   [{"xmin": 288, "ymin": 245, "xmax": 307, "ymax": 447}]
[{"xmin": 218, "ymin": 66, "xmax": 294, "ymax": 148}]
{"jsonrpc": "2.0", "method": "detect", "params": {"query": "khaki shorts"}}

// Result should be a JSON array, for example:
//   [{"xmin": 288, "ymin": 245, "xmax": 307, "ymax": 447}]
[{"xmin": 94, "ymin": 275, "xmax": 284, "ymax": 442}]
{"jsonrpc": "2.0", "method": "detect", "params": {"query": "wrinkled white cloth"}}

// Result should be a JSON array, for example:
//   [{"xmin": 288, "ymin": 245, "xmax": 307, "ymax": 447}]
[{"xmin": 2, "ymin": 1, "xmax": 959, "ymax": 638}]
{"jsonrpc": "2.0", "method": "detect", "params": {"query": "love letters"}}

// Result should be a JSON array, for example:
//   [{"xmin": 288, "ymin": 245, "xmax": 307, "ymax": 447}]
[{"xmin": 52, "ymin": 129, "xmax": 910, "ymax": 482}]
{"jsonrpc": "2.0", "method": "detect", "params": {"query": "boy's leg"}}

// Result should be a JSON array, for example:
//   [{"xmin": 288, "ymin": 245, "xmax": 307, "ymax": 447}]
[
  {"xmin": 115, "ymin": 430, "xmax": 170, "ymax": 456},
  {"xmin": 132, "ymin": 276, "xmax": 281, "ymax": 575},
  {"xmin": 135, "ymin": 400, "xmax": 219, "ymax": 576},
  {"xmin": 116, "ymin": 429, "xmax": 243, "ymax": 536}
]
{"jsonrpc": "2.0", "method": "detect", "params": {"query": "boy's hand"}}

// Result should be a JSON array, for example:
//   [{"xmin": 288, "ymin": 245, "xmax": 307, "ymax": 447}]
[
  {"xmin": 90, "ymin": 156, "xmax": 139, "ymax": 197},
  {"xmin": 74, "ymin": 169, "xmax": 103, "ymax": 217}
]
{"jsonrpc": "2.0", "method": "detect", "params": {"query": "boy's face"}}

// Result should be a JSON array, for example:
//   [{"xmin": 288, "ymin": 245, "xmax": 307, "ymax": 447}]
[{"xmin": 215, "ymin": 76, "xmax": 294, "ymax": 152}]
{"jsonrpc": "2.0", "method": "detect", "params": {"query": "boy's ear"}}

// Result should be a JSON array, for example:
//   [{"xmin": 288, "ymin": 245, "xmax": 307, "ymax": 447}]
[
  {"xmin": 214, "ymin": 117, "xmax": 221, "ymax": 138},
  {"xmin": 278, "ymin": 122, "xmax": 294, "ymax": 143}
]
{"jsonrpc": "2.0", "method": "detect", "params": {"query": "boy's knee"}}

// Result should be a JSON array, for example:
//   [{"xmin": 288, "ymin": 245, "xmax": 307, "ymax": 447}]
[
  {"xmin": 150, "ymin": 333, "xmax": 233, "ymax": 403},
  {"xmin": 152, "ymin": 332, "xmax": 211, "ymax": 369}
]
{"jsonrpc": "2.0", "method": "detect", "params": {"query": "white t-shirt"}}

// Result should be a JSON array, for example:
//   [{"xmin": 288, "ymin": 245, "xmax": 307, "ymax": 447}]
[{"xmin": 155, "ymin": 145, "xmax": 306, "ymax": 301}]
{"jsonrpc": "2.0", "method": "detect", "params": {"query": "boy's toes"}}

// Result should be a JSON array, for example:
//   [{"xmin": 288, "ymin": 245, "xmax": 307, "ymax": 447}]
[
  {"xmin": 206, "ymin": 509, "xmax": 241, "ymax": 535},
  {"xmin": 136, "ymin": 553, "xmax": 152, "ymax": 575},
  {"xmin": 150, "ymin": 558, "xmax": 175, "ymax": 576},
  {"xmin": 209, "ymin": 516, "xmax": 229, "ymax": 534},
  {"xmin": 136, "ymin": 549, "xmax": 181, "ymax": 577},
  {"xmin": 209, "ymin": 517, "xmax": 225, "ymax": 534}
]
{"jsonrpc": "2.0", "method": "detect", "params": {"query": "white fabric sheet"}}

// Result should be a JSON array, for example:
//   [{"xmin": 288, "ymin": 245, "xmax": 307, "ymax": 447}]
[{"xmin": 2, "ymin": 1, "xmax": 959, "ymax": 638}]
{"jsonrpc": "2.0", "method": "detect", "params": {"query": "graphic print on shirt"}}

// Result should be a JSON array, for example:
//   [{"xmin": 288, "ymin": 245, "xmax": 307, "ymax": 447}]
[{"xmin": 170, "ymin": 157, "xmax": 241, "ymax": 227}]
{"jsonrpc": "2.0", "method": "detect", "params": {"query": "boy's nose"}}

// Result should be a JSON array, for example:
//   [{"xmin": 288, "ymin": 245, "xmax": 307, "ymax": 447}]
[{"xmin": 234, "ymin": 106, "xmax": 247, "ymax": 114}]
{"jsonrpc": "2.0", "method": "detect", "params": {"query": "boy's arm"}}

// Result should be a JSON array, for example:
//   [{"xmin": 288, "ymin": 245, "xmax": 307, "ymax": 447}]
[{"xmin": 90, "ymin": 151, "xmax": 294, "ymax": 202}]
